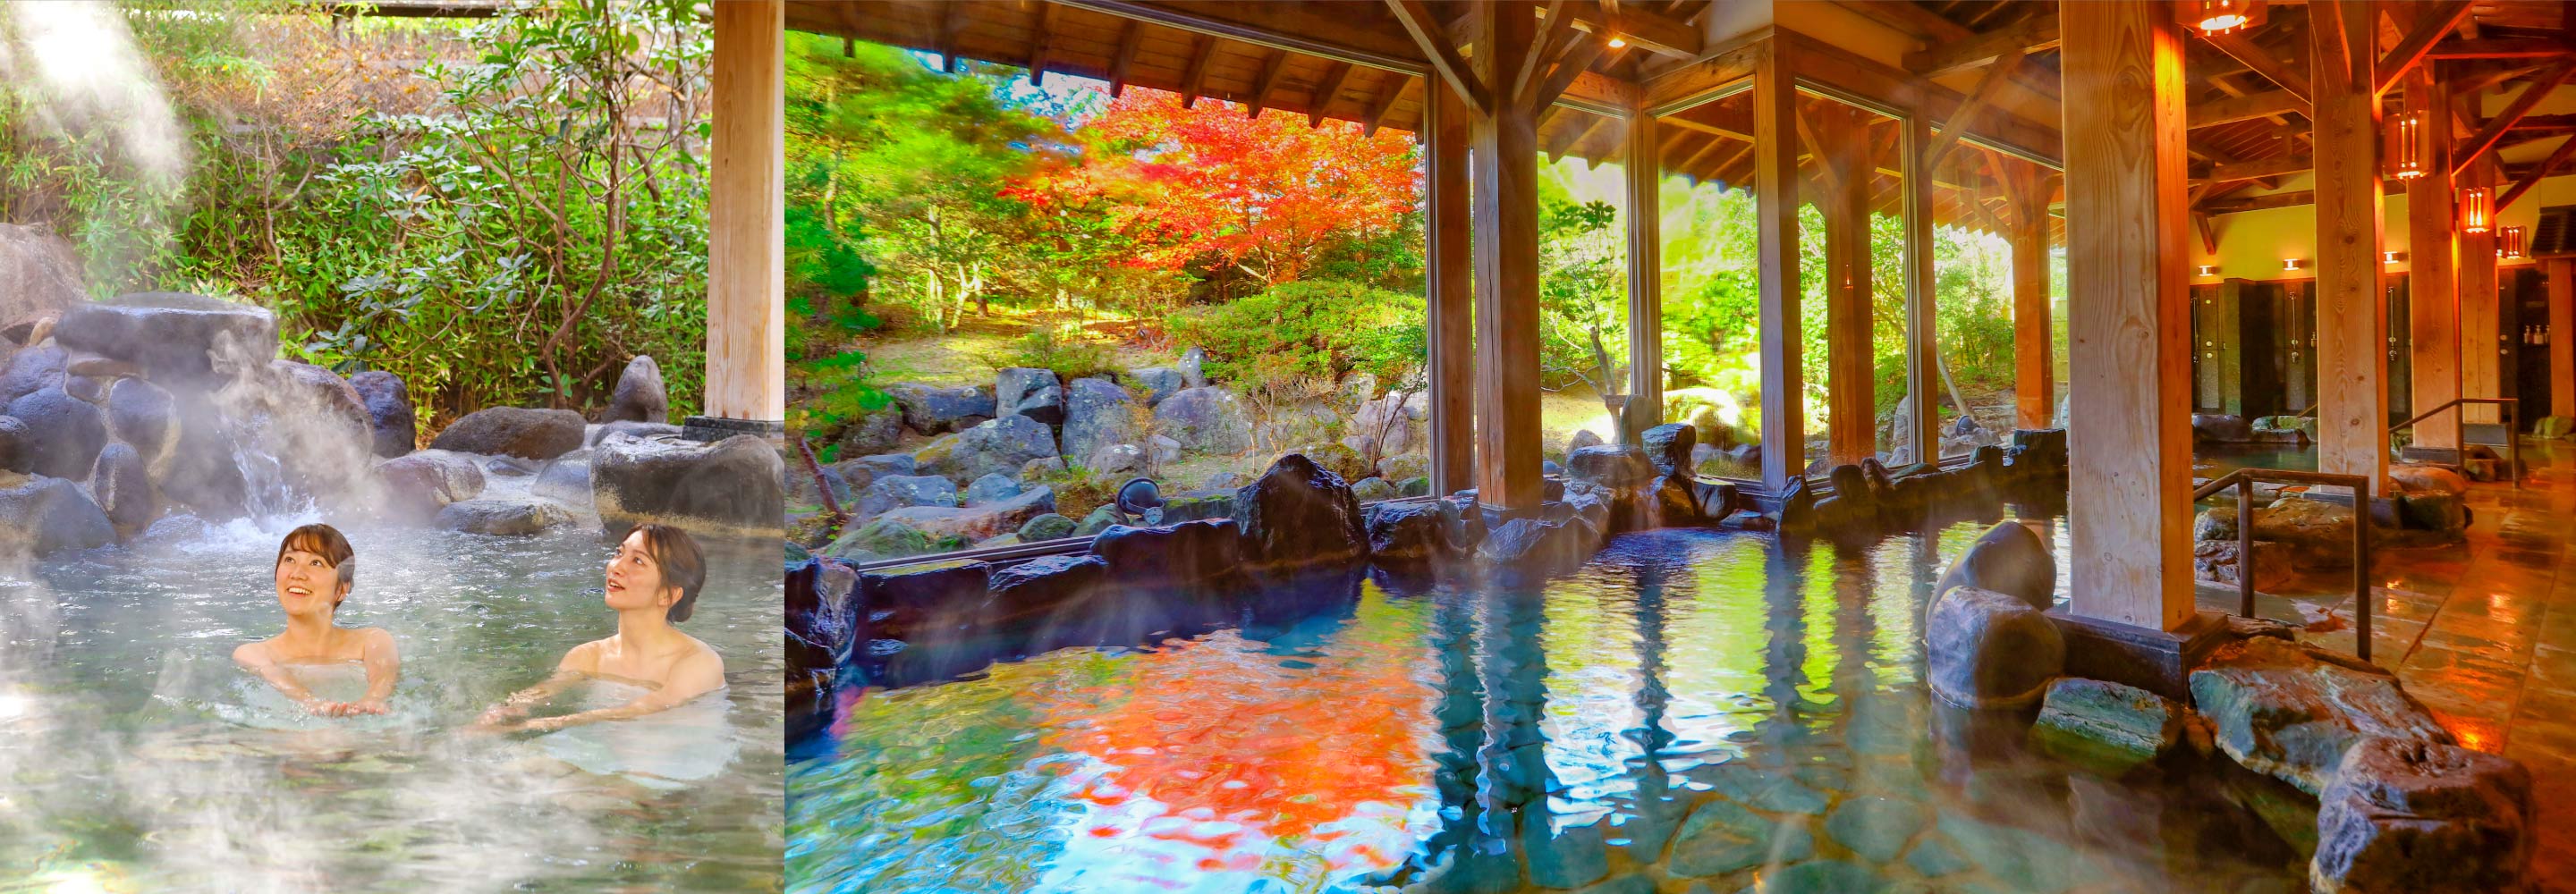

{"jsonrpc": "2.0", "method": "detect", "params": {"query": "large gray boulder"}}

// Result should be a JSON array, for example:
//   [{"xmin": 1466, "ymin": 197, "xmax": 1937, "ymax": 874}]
[
  {"xmin": 604, "ymin": 355, "xmax": 667, "ymax": 424},
  {"xmin": 346, "ymin": 371, "xmax": 416, "ymax": 459},
  {"xmin": 1565, "ymin": 443, "xmax": 1653, "ymax": 489},
  {"xmin": 1179, "ymin": 346, "xmax": 1208, "ymax": 388},
  {"xmin": 1936, "ymin": 521, "xmax": 2057, "ymax": 611},
  {"xmin": 871, "ymin": 485, "xmax": 1055, "ymax": 544},
  {"xmin": 428, "ymin": 407, "xmax": 586, "ymax": 460},
  {"xmin": 852, "ymin": 474, "xmax": 958, "ymax": 517},
  {"xmin": 1125, "ymin": 367, "xmax": 1182, "ymax": 405},
  {"xmin": 995, "ymin": 367, "xmax": 1063, "ymax": 426},
  {"xmin": 924, "ymin": 415, "xmax": 1055, "ymax": 485},
  {"xmin": 158, "ymin": 401, "xmax": 249, "ymax": 519},
  {"xmin": 0, "ymin": 474, "xmax": 115, "ymax": 557},
  {"xmin": 2311, "ymin": 737, "xmax": 2534, "ymax": 894},
  {"xmin": 436, "ymin": 498, "xmax": 576, "ymax": 536},
  {"xmin": 0, "ymin": 416, "xmax": 28, "ymax": 475},
  {"xmin": 1234, "ymin": 452, "xmax": 1366, "ymax": 570},
  {"xmin": 963, "ymin": 472, "xmax": 1022, "ymax": 506},
  {"xmin": 2191, "ymin": 637, "xmax": 2453, "ymax": 795},
  {"xmin": 1639, "ymin": 422, "xmax": 1696, "ymax": 477},
  {"xmin": 830, "ymin": 406, "xmax": 904, "ymax": 459},
  {"xmin": 0, "ymin": 224, "xmax": 84, "ymax": 333},
  {"xmin": 591, "ymin": 432, "xmax": 785, "ymax": 537},
  {"xmin": 267, "ymin": 359, "xmax": 372, "ymax": 438},
  {"xmin": 0, "ymin": 343, "xmax": 65, "ymax": 406},
  {"xmin": 2029, "ymin": 677, "xmax": 2186, "ymax": 770},
  {"xmin": 369, "ymin": 449, "xmax": 487, "ymax": 523},
  {"xmin": 51, "ymin": 293, "xmax": 276, "ymax": 388},
  {"xmin": 1061, "ymin": 377, "xmax": 1135, "ymax": 465},
  {"xmin": 3, "ymin": 386, "xmax": 104, "ymax": 481},
  {"xmin": 1154, "ymin": 386, "xmax": 1252, "ymax": 454},
  {"xmin": 889, "ymin": 383, "xmax": 994, "ymax": 434},
  {"xmin": 1925, "ymin": 586, "xmax": 2064, "ymax": 710},
  {"xmin": 89, "ymin": 442, "xmax": 154, "ymax": 537},
  {"xmin": 530, "ymin": 452, "xmax": 593, "ymax": 511}
]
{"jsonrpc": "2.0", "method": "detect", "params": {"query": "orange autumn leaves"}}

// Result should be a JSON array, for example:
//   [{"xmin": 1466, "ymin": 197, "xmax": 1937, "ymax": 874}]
[
  {"xmin": 1004, "ymin": 89, "xmax": 1419, "ymax": 286},
  {"xmin": 1026, "ymin": 628, "xmax": 1440, "ymax": 872}
]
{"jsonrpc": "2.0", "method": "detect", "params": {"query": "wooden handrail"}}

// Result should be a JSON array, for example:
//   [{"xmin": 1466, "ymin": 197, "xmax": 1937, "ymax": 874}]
[
  {"xmin": 2387, "ymin": 396, "xmax": 2521, "ymax": 489},
  {"xmin": 2193, "ymin": 466, "xmax": 2375, "ymax": 662}
]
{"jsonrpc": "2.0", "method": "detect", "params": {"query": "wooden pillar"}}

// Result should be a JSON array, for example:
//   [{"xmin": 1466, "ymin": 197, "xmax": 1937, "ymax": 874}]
[
  {"xmin": 2005, "ymin": 164, "xmax": 2055, "ymax": 431},
  {"xmin": 1753, "ymin": 43, "xmax": 1804, "ymax": 489},
  {"xmin": 2406, "ymin": 68, "xmax": 2461, "ymax": 450},
  {"xmin": 2462, "ymin": 161, "xmax": 2501, "ymax": 425},
  {"xmin": 1428, "ymin": 77, "xmax": 1476, "ymax": 496},
  {"xmin": 2554, "ymin": 258, "xmax": 2575, "ymax": 420},
  {"xmin": 1470, "ymin": 2, "xmax": 1544, "ymax": 510},
  {"xmin": 2061, "ymin": 0, "xmax": 2197, "ymax": 631},
  {"xmin": 1820, "ymin": 108, "xmax": 1876, "ymax": 468},
  {"xmin": 2309, "ymin": 3, "xmax": 2389, "ymax": 492},
  {"xmin": 1623, "ymin": 102, "xmax": 1664, "ymax": 441},
  {"xmin": 707, "ymin": 0, "xmax": 785, "ymax": 424},
  {"xmin": 1902, "ymin": 115, "xmax": 1940, "ymax": 460}
]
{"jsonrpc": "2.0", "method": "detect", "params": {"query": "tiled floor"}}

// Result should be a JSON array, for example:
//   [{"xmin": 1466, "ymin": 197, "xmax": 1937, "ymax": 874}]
[{"xmin": 2232, "ymin": 439, "xmax": 2576, "ymax": 889}]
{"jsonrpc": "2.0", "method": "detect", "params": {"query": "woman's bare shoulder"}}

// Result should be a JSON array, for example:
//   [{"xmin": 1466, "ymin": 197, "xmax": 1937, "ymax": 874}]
[
  {"xmin": 557, "ymin": 637, "xmax": 611, "ymax": 671},
  {"xmin": 232, "ymin": 638, "xmax": 276, "ymax": 665}
]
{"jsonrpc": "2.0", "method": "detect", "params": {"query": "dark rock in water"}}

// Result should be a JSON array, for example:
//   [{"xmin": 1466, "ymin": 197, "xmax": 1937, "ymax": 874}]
[
  {"xmin": 2192, "ymin": 637, "xmax": 2453, "ymax": 795},
  {"xmin": 889, "ymin": 383, "xmax": 994, "ymax": 434},
  {"xmin": 591, "ymin": 432, "xmax": 785, "ymax": 536},
  {"xmin": 1565, "ymin": 443, "xmax": 1652, "ymax": 488},
  {"xmin": 1936, "ymin": 521, "xmax": 2057, "ymax": 611},
  {"xmin": 995, "ymin": 367, "xmax": 1063, "ymax": 426},
  {"xmin": 2030, "ymin": 677, "xmax": 2186, "ymax": 770},
  {"xmin": 0, "ymin": 342, "xmax": 65, "ymax": 405},
  {"xmin": 589, "ymin": 419, "xmax": 683, "ymax": 446},
  {"xmin": 1154, "ymin": 385, "xmax": 1253, "ymax": 454},
  {"xmin": 4, "ymin": 386, "xmax": 104, "ymax": 480},
  {"xmin": 1089, "ymin": 519, "xmax": 1241, "ymax": 586},
  {"xmin": 603, "ymin": 355, "xmax": 667, "ymax": 425},
  {"xmin": 1647, "ymin": 473, "xmax": 1701, "ymax": 526},
  {"xmin": 858, "ymin": 560, "xmax": 992, "ymax": 645},
  {"xmin": 345, "ymin": 370, "xmax": 415, "ymax": 458},
  {"xmin": 2192, "ymin": 413, "xmax": 2253, "ymax": 443},
  {"xmin": 1060, "ymin": 376, "xmax": 1135, "ymax": 464},
  {"xmin": 1829, "ymin": 462, "xmax": 1869, "ymax": 502},
  {"xmin": 1475, "ymin": 516, "xmax": 1596, "ymax": 569},
  {"xmin": 1234, "ymin": 452, "xmax": 1366, "ymax": 570},
  {"xmin": 436, "ymin": 498, "xmax": 575, "ymax": 536},
  {"xmin": 1125, "ymin": 367, "xmax": 1182, "ymax": 406},
  {"xmin": 1721, "ymin": 509, "xmax": 1775, "ymax": 531},
  {"xmin": 0, "ymin": 474, "xmax": 114, "ymax": 557},
  {"xmin": 429, "ymin": 407, "xmax": 586, "ymax": 460},
  {"xmin": 1776, "ymin": 474, "xmax": 1817, "ymax": 530},
  {"xmin": 61, "ymin": 373, "xmax": 103, "ymax": 403},
  {"xmin": 852, "ymin": 474, "xmax": 957, "ymax": 516},
  {"xmin": 1158, "ymin": 492, "xmax": 1234, "ymax": 524},
  {"xmin": 831, "ymin": 405, "xmax": 904, "ymax": 459},
  {"xmin": 2194, "ymin": 539, "xmax": 2294, "ymax": 591},
  {"xmin": 52, "ymin": 293, "xmax": 277, "ymax": 388},
  {"xmin": 268, "ymin": 359, "xmax": 371, "ymax": 440},
  {"xmin": 926, "ymin": 415, "xmax": 1056, "ymax": 485},
  {"xmin": 89, "ymin": 441, "xmax": 153, "ymax": 537},
  {"xmin": 1364, "ymin": 501, "xmax": 1449, "ymax": 562},
  {"xmin": 0, "ymin": 416, "xmax": 27, "ymax": 475},
  {"xmin": 531, "ymin": 453, "xmax": 592, "ymax": 511},
  {"xmin": 987, "ymin": 552, "xmax": 1109, "ymax": 628},
  {"xmin": 962, "ymin": 472, "xmax": 1021, "ymax": 506},
  {"xmin": 1925, "ymin": 586, "xmax": 2064, "ymax": 710},
  {"xmin": 1640, "ymin": 422, "xmax": 1696, "ymax": 477},
  {"xmin": 159, "ymin": 401, "xmax": 247, "ymax": 519},
  {"xmin": 370, "ymin": 450, "xmax": 488, "ymax": 523},
  {"xmin": 1018, "ymin": 512, "xmax": 1076, "ymax": 542},
  {"xmin": 2311, "ymin": 737, "xmax": 2534, "ymax": 894}
]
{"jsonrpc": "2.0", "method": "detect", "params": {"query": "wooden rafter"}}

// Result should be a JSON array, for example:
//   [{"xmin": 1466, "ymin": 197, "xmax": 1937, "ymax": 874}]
[
  {"xmin": 2309, "ymin": 0, "xmax": 2354, "ymax": 93},
  {"xmin": 1549, "ymin": 114, "xmax": 1603, "ymax": 165},
  {"xmin": 2375, "ymin": 0, "xmax": 2478, "ymax": 95},
  {"xmin": 2453, "ymin": 60, "xmax": 2576, "ymax": 175},
  {"xmin": 2452, "ymin": 62, "xmax": 2555, "ymax": 96},
  {"xmin": 2205, "ymin": 190, "xmax": 2317, "ymax": 215},
  {"xmin": 1025, "ymin": 3, "xmax": 1055, "ymax": 85},
  {"xmin": 937, "ymin": 3, "xmax": 964, "ymax": 73},
  {"xmin": 1515, "ymin": 0, "xmax": 1572, "ymax": 103},
  {"xmin": 2499, "ymin": 134, "xmax": 2576, "ymax": 212},
  {"xmin": 1562, "ymin": 4, "xmax": 1700, "ymax": 59},
  {"xmin": 1361, "ymin": 74, "xmax": 1410, "ymax": 136},
  {"xmin": 1106, "ymin": 18, "xmax": 1141, "ymax": 98},
  {"xmin": 1793, "ymin": 105, "xmax": 1843, "ymax": 198},
  {"xmin": 2426, "ymin": 38, "xmax": 2574, "ymax": 60},
  {"xmin": 2189, "ymin": 89, "xmax": 2307, "ymax": 128},
  {"xmin": 1385, "ymin": 0, "xmax": 1490, "ymax": 113},
  {"xmin": 1178, "ymin": 34, "xmax": 1216, "ymax": 109},
  {"xmin": 2198, "ymin": 154, "xmax": 2313, "ymax": 185},
  {"xmin": 1924, "ymin": 45, "xmax": 2027, "ymax": 171},
  {"xmin": 2202, "ymin": 30, "xmax": 2312, "ymax": 104},
  {"xmin": 1903, "ymin": 11, "xmax": 2058, "ymax": 80},
  {"xmin": 1246, "ymin": 48, "xmax": 1289, "ymax": 118},
  {"xmin": 1534, "ymin": 34, "xmax": 1609, "ymax": 111},
  {"xmin": 1308, "ymin": 62, "xmax": 1355, "ymax": 127}
]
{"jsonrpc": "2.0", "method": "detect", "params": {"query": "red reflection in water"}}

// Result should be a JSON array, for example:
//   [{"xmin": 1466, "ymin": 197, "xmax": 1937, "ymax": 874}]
[{"xmin": 1028, "ymin": 632, "xmax": 1436, "ymax": 876}]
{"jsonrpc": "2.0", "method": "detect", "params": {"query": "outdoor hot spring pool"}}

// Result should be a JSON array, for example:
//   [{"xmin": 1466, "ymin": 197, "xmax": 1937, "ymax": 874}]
[
  {"xmin": 788, "ymin": 514, "xmax": 2317, "ymax": 894},
  {"xmin": 0, "ymin": 516, "xmax": 784, "ymax": 892}
]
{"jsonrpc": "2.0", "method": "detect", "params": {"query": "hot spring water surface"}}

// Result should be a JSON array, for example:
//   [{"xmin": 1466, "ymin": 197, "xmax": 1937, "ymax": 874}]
[
  {"xmin": 0, "ymin": 516, "xmax": 784, "ymax": 891},
  {"xmin": 789, "ymin": 516, "xmax": 2315, "ymax": 893}
]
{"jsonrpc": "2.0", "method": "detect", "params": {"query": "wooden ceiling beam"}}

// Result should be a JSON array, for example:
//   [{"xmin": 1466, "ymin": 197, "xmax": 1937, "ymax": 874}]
[
  {"xmin": 2425, "ymin": 38, "xmax": 2576, "ymax": 59},
  {"xmin": 938, "ymin": 3, "xmax": 964, "ymax": 73},
  {"xmin": 1246, "ymin": 47, "xmax": 1290, "ymax": 118},
  {"xmin": 2498, "ymin": 133, "xmax": 2576, "ymax": 213},
  {"xmin": 1903, "ymin": 11, "xmax": 2058, "ymax": 80},
  {"xmin": 2453, "ymin": 60, "xmax": 2576, "ymax": 175},
  {"xmin": 1025, "ymin": 3, "xmax": 1056, "ymax": 85},
  {"xmin": 1385, "ymin": 0, "xmax": 1490, "ymax": 113},
  {"xmin": 2374, "ymin": 0, "xmax": 2477, "ymax": 94},
  {"xmin": 1534, "ymin": 34, "xmax": 1610, "ymax": 110},
  {"xmin": 1106, "ymin": 18, "xmax": 1141, "ymax": 97},
  {"xmin": 1924, "ymin": 46, "xmax": 2027, "ymax": 171},
  {"xmin": 2202, "ymin": 30, "xmax": 2313, "ymax": 104},
  {"xmin": 2189, "ymin": 89, "xmax": 2308, "ymax": 128},
  {"xmin": 1360, "ymin": 74, "xmax": 1410, "ymax": 136},
  {"xmin": 2194, "ymin": 154, "xmax": 2314, "ymax": 185},
  {"xmin": 2205, "ymin": 190, "xmax": 2318, "ymax": 215},
  {"xmin": 1308, "ymin": 61, "xmax": 1355, "ymax": 127},
  {"xmin": 1514, "ymin": 1, "xmax": 1572, "ymax": 103},
  {"xmin": 1178, "ymin": 34, "xmax": 1216, "ymax": 109},
  {"xmin": 1563, "ymin": 4, "xmax": 1701, "ymax": 59}
]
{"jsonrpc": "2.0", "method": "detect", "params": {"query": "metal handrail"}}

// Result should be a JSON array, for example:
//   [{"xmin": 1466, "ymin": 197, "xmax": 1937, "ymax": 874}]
[
  {"xmin": 2388, "ymin": 397, "xmax": 2521, "ymax": 489},
  {"xmin": 2191, "ymin": 468, "xmax": 2374, "ymax": 662}
]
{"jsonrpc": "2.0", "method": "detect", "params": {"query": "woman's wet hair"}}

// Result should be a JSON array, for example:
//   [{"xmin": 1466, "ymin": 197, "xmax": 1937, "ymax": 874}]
[
  {"xmin": 275, "ymin": 523, "xmax": 356, "ymax": 605},
  {"xmin": 625, "ymin": 523, "xmax": 706, "ymax": 623}
]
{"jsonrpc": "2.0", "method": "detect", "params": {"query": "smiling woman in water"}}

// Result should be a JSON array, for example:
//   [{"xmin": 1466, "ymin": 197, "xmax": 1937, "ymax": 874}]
[
  {"xmin": 473, "ymin": 523, "xmax": 727, "ymax": 733},
  {"xmin": 233, "ymin": 524, "xmax": 400, "ymax": 717}
]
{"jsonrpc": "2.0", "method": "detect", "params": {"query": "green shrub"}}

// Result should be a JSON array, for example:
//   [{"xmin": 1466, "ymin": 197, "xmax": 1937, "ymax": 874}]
[
  {"xmin": 1167, "ymin": 279, "xmax": 1423, "ymax": 384},
  {"xmin": 1004, "ymin": 323, "xmax": 1117, "ymax": 382}
]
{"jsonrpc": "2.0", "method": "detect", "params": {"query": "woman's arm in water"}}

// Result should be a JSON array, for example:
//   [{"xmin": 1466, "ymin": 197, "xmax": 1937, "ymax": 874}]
[
  {"xmin": 344, "ymin": 628, "xmax": 399, "ymax": 715},
  {"xmin": 471, "ymin": 642, "xmax": 599, "ymax": 727},
  {"xmin": 233, "ymin": 642, "xmax": 332, "ymax": 715},
  {"xmin": 503, "ymin": 649, "xmax": 724, "ymax": 733}
]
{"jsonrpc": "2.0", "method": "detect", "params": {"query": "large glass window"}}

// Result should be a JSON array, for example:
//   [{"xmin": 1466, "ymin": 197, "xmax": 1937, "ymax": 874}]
[
  {"xmin": 1790, "ymin": 89, "xmax": 1909, "ymax": 475},
  {"xmin": 1653, "ymin": 86, "xmax": 1766, "ymax": 481},
  {"xmin": 1929, "ymin": 142, "xmax": 2063, "ymax": 460},
  {"xmin": 1535, "ymin": 108, "xmax": 1633, "ymax": 461}
]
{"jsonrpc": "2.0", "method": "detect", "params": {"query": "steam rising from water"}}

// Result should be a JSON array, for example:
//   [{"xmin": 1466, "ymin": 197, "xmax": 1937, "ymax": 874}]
[{"xmin": 0, "ymin": 1, "xmax": 191, "ymax": 288}]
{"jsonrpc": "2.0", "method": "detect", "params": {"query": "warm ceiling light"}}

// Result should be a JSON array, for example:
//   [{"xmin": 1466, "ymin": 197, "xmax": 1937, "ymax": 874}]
[
  {"xmin": 2384, "ymin": 250, "xmax": 2404, "ymax": 264},
  {"xmin": 2501, "ymin": 226, "xmax": 2528, "ymax": 258},
  {"xmin": 1607, "ymin": 35, "xmax": 1626, "ymax": 48},
  {"xmin": 2196, "ymin": 264, "xmax": 2219, "ymax": 277},
  {"xmin": 2283, "ymin": 257, "xmax": 2303, "ymax": 271},
  {"xmin": 2186, "ymin": 0, "xmax": 2267, "ymax": 35},
  {"xmin": 2461, "ymin": 187, "xmax": 2493, "ymax": 234},
  {"xmin": 2388, "ymin": 111, "xmax": 2426, "ymax": 180}
]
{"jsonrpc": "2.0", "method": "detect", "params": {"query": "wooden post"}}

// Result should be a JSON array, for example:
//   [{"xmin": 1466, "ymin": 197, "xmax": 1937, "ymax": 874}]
[
  {"xmin": 2406, "ymin": 68, "xmax": 2461, "ymax": 451},
  {"xmin": 1428, "ymin": 78, "xmax": 1476, "ymax": 496},
  {"xmin": 706, "ymin": 0, "xmax": 785, "ymax": 425},
  {"xmin": 2006, "ymin": 163, "xmax": 2055, "ymax": 431},
  {"xmin": 1471, "ymin": 2, "xmax": 1544, "ymax": 510},
  {"xmin": 2309, "ymin": 2, "xmax": 2389, "ymax": 493},
  {"xmin": 2461, "ymin": 161, "xmax": 2501, "ymax": 425},
  {"xmin": 2061, "ymin": 0, "xmax": 2197, "ymax": 631},
  {"xmin": 1903, "ymin": 115, "xmax": 1940, "ymax": 460},
  {"xmin": 2552, "ymin": 259, "xmax": 2575, "ymax": 420},
  {"xmin": 1624, "ymin": 101, "xmax": 1664, "ymax": 441},
  {"xmin": 1754, "ymin": 42, "xmax": 1804, "ymax": 489},
  {"xmin": 1821, "ymin": 107, "xmax": 1877, "ymax": 468}
]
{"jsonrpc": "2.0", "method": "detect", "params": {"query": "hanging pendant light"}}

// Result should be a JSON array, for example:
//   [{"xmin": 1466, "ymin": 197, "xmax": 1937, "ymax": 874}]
[
  {"xmin": 2387, "ymin": 111, "xmax": 2426, "ymax": 180},
  {"xmin": 2461, "ymin": 187, "xmax": 2493, "ymax": 234},
  {"xmin": 2500, "ymin": 225, "xmax": 2527, "ymax": 258},
  {"xmin": 2185, "ymin": 0, "xmax": 2267, "ymax": 34}
]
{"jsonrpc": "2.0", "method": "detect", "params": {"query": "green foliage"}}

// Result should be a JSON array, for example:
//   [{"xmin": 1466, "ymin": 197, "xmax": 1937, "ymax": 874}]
[
  {"xmin": 1166, "ymin": 279, "xmax": 1424, "ymax": 386},
  {"xmin": 1004, "ymin": 323, "xmax": 1116, "ymax": 382}
]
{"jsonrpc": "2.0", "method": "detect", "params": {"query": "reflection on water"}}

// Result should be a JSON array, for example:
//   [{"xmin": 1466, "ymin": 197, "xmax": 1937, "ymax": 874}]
[
  {"xmin": 0, "ymin": 517, "xmax": 784, "ymax": 892},
  {"xmin": 791, "ymin": 512, "xmax": 2308, "ymax": 893}
]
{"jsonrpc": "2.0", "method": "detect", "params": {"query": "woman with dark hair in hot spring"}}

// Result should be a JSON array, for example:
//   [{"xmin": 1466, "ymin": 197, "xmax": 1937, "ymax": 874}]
[
  {"xmin": 234, "ymin": 523, "xmax": 401, "ymax": 716},
  {"xmin": 472, "ymin": 523, "xmax": 727, "ymax": 733}
]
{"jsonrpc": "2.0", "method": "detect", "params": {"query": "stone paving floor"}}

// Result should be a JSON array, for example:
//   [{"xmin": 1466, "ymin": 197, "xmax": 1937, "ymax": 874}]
[{"xmin": 2227, "ymin": 438, "xmax": 2576, "ymax": 890}]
